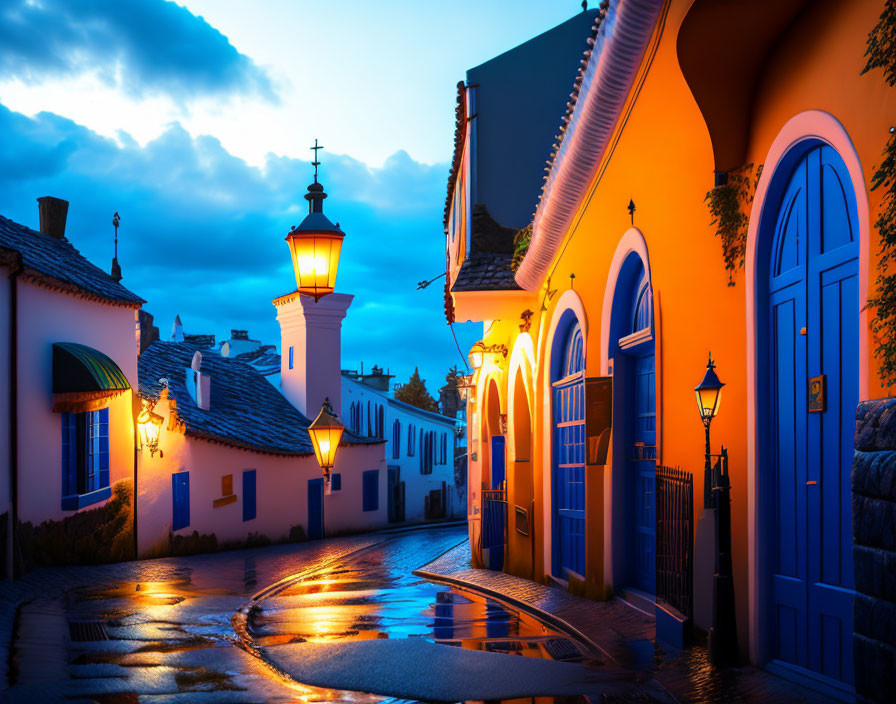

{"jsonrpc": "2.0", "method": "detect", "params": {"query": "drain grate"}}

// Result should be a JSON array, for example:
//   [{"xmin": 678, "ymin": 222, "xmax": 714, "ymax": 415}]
[
  {"xmin": 543, "ymin": 637, "xmax": 583, "ymax": 661},
  {"xmin": 68, "ymin": 620, "xmax": 110, "ymax": 642}
]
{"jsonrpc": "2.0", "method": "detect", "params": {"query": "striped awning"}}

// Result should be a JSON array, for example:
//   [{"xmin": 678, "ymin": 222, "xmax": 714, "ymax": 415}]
[{"xmin": 52, "ymin": 342, "xmax": 130, "ymax": 395}]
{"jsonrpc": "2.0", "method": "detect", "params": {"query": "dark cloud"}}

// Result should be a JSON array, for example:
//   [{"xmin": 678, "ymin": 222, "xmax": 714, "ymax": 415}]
[
  {"xmin": 0, "ymin": 101, "xmax": 478, "ymax": 396},
  {"xmin": 0, "ymin": 0, "xmax": 274, "ymax": 101}
]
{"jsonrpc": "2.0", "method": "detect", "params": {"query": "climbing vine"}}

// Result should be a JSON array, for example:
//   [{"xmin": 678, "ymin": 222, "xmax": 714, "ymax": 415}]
[
  {"xmin": 864, "ymin": 2, "xmax": 896, "ymax": 386},
  {"xmin": 704, "ymin": 163, "xmax": 762, "ymax": 285},
  {"xmin": 511, "ymin": 223, "xmax": 532, "ymax": 272},
  {"xmin": 863, "ymin": 0, "xmax": 896, "ymax": 85}
]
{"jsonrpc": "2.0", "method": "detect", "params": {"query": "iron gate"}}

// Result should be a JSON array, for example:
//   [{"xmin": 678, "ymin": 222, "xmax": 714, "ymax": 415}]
[{"xmin": 655, "ymin": 465, "xmax": 693, "ymax": 618}]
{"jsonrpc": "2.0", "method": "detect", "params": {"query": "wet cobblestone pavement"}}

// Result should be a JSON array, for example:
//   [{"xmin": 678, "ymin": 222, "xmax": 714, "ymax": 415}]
[{"xmin": 1, "ymin": 525, "xmax": 651, "ymax": 703}]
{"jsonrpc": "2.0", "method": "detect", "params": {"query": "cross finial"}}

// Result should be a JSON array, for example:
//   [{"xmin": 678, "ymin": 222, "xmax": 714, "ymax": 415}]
[
  {"xmin": 310, "ymin": 138, "xmax": 324, "ymax": 182},
  {"xmin": 707, "ymin": 351, "xmax": 716, "ymax": 370}
]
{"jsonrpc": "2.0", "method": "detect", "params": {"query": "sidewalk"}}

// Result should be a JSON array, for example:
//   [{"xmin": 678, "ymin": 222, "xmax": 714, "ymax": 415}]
[{"xmin": 415, "ymin": 541, "xmax": 842, "ymax": 704}]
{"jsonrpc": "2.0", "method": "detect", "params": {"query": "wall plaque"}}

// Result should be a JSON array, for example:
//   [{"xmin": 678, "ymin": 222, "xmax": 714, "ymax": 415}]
[{"xmin": 808, "ymin": 374, "xmax": 826, "ymax": 413}]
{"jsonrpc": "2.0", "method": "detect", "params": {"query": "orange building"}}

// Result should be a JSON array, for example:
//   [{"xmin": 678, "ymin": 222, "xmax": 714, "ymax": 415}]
[{"xmin": 444, "ymin": 0, "xmax": 895, "ymax": 697}]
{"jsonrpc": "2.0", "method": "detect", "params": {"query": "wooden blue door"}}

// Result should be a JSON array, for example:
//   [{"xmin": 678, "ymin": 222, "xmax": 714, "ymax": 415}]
[
  {"xmin": 631, "ymin": 353, "xmax": 656, "ymax": 594},
  {"xmin": 767, "ymin": 145, "xmax": 857, "ymax": 684},
  {"xmin": 308, "ymin": 477, "xmax": 324, "ymax": 540},
  {"xmin": 552, "ymin": 322, "xmax": 585, "ymax": 579}
]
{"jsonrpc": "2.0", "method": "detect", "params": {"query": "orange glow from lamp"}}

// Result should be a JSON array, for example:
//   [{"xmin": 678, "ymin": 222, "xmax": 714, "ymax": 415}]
[
  {"xmin": 457, "ymin": 374, "xmax": 476, "ymax": 403},
  {"xmin": 137, "ymin": 399, "xmax": 164, "ymax": 457},
  {"xmin": 468, "ymin": 341, "xmax": 485, "ymax": 370},
  {"xmin": 309, "ymin": 397, "xmax": 344, "ymax": 495}
]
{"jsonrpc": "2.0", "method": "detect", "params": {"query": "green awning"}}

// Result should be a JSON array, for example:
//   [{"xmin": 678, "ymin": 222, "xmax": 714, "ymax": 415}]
[{"xmin": 52, "ymin": 342, "xmax": 131, "ymax": 394}]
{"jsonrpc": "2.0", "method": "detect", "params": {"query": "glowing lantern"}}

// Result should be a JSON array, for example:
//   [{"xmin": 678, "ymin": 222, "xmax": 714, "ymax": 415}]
[
  {"xmin": 309, "ymin": 398, "xmax": 344, "ymax": 493},
  {"xmin": 695, "ymin": 352, "xmax": 725, "ymax": 424},
  {"xmin": 137, "ymin": 399, "xmax": 164, "ymax": 456},
  {"xmin": 285, "ymin": 143, "xmax": 345, "ymax": 302},
  {"xmin": 468, "ymin": 341, "xmax": 486, "ymax": 370},
  {"xmin": 457, "ymin": 374, "xmax": 476, "ymax": 403}
]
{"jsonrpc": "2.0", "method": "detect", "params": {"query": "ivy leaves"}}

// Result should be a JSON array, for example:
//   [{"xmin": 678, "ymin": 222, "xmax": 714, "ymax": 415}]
[{"xmin": 704, "ymin": 164, "xmax": 762, "ymax": 286}]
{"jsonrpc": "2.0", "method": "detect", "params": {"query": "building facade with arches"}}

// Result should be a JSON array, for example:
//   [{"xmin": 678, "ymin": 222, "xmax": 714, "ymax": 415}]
[{"xmin": 443, "ymin": 0, "xmax": 894, "ymax": 696}]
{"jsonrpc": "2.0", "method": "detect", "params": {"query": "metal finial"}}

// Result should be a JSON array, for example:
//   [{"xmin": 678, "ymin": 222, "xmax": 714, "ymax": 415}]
[
  {"xmin": 628, "ymin": 199, "xmax": 636, "ymax": 224},
  {"xmin": 310, "ymin": 139, "xmax": 324, "ymax": 182},
  {"xmin": 707, "ymin": 351, "xmax": 716, "ymax": 370}
]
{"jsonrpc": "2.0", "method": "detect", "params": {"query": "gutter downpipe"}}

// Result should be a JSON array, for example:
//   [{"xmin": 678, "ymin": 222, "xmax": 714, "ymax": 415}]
[{"xmin": 8, "ymin": 255, "xmax": 23, "ymax": 579}]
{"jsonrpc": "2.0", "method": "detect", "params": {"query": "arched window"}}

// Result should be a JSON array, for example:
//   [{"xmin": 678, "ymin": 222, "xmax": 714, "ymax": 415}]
[
  {"xmin": 378, "ymin": 405, "xmax": 385, "ymax": 439},
  {"xmin": 407, "ymin": 424, "xmax": 415, "ymax": 456},
  {"xmin": 392, "ymin": 419, "xmax": 401, "ymax": 459},
  {"xmin": 632, "ymin": 273, "xmax": 652, "ymax": 334}
]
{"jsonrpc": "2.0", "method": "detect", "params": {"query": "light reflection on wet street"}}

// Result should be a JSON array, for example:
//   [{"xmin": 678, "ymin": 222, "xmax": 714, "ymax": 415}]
[{"xmin": 5, "ymin": 525, "xmax": 603, "ymax": 703}]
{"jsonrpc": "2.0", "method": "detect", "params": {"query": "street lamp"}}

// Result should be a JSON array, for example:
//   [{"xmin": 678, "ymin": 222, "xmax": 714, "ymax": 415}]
[
  {"xmin": 309, "ymin": 397, "xmax": 344, "ymax": 495},
  {"xmin": 285, "ymin": 142, "xmax": 345, "ymax": 302},
  {"xmin": 137, "ymin": 399, "xmax": 164, "ymax": 457},
  {"xmin": 457, "ymin": 374, "xmax": 476, "ymax": 403},
  {"xmin": 695, "ymin": 351, "xmax": 724, "ymax": 463}
]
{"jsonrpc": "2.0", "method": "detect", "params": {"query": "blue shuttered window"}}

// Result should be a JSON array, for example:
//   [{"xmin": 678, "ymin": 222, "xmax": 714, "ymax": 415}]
[
  {"xmin": 407, "ymin": 424, "xmax": 415, "ymax": 456},
  {"xmin": 172, "ymin": 471, "xmax": 190, "ymax": 530},
  {"xmin": 243, "ymin": 469, "xmax": 257, "ymax": 522},
  {"xmin": 362, "ymin": 469, "xmax": 379, "ymax": 511},
  {"xmin": 61, "ymin": 407, "xmax": 111, "ymax": 510},
  {"xmin": 331, "ymin": 473, "xmax": 341, "ymax": 491},
  {"xmin": 288, "ymin": 346, "xmax": 294, "ymax": 369}
]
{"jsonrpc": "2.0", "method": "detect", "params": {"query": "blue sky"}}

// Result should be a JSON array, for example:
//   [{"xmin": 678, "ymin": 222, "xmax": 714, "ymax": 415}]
[{"xmin": 0, "ymin": 0, "xmax": 580, "ymax": 396}]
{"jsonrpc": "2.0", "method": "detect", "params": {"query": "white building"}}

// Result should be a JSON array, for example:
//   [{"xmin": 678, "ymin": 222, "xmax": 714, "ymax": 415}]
[{"xmin": 342, "ymin": 370, "xmax": 462, "ymax": 523}]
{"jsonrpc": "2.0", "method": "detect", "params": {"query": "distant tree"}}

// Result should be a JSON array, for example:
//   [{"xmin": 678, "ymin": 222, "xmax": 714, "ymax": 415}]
[{"xmin": 394, "ymin": 367, "xmax": 438, "ymax": 413}]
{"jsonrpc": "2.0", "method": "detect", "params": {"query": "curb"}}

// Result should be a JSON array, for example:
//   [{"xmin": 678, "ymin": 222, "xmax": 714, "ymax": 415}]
[
  {"xmin": 374, "ymin": 520, "xmax": 467, "ymax": 536},
  {"xmin": 412, "ymin": 567, "xmax": 612, "ymax": 662}
]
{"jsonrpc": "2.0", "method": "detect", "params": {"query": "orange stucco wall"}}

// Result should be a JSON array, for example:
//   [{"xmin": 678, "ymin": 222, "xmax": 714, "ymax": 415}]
[{"xmin": 461, "ymin": 0, "xmax": 894, "ymax": 659}]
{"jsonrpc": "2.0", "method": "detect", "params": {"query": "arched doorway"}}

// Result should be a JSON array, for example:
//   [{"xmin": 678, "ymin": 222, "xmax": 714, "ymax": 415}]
[
  {"xmin": 610, "ymin": 253, "xmax": 655, "ymax": 595},
  {"xmin": 510, "ymin": 365, "xmax": 535, "ymax": 579},
  {"xmin": 481, "ymin": 377, "xmax": 506, "ymax": 570},
  {"xmin": 758, "ymin": 143, "xmax": 858, "ymax": 685},
  {"xmin": 550, "ymin": 315, "xmax": 585, "ymax": 579}
]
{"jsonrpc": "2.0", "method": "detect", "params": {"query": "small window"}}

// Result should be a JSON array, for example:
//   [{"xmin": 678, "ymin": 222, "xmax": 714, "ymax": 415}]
[
  {"xmin": 362, "ymin": 469, "xmax": 379, "ymax": 511},
  {"xmin": 392, "ymin": 420, "xmax": 401, "ymax": 459},
  {"xmin": 331, "ymin": 473, "xmax": 342, "ymax": 492},
  {"xmin": 288, "ymin": 346, "xmax": 294, "ymax": 370},
  {"xmin": 407, "ymin": 424, "xmax": 415, "ymax": 456},
  {"xmin": 61, "ymin": 407, "xmax": 110, "ymax": 510}
]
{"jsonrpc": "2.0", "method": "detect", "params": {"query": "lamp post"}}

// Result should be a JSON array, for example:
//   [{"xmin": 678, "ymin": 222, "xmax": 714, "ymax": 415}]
[
  {"xmin": 137, "ymin": 399, "xmax": 164, "ymax": 457},
  {"xmin": 695, "ymin": 353, "xmax": 737, "ymax": 666},
  {"xmin": 308, "ymin": 397, "xmax": 344, "ymax": 495},
  {"xmin": 695, "ymin": 352, "xmax": 724, "ymax": 507}
]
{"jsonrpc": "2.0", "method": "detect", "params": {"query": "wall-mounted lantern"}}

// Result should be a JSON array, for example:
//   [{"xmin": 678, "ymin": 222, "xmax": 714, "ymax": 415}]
[
  {"xmin": 309, "ymin": 397, "xmax": 344, "ymax": 495},
  {"xmin": 468, "ymin": 341, "xmax": 508, "ymax": 370},
  {"xmin": 137, "ymin": 399, "xmax": 164, "ymax": 457},
  {"xmin": 457, "ymin": 374, "xmax": 477, "ymax": 403}
]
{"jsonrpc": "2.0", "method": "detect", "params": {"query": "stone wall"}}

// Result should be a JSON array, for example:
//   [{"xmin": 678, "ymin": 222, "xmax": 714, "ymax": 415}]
[{"xmin": 853, "ymin": 398, "xmax": 896, "ymax": 703}]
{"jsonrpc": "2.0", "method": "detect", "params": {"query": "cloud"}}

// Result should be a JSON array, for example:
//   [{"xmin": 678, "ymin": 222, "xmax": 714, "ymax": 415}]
[
  {"xmin": 0, "ymin": 101, "xmax": 479, "ymax": 397},
  {"xmin": 0, "ymin": 0, "xmax": 274, "ymax": 101}
]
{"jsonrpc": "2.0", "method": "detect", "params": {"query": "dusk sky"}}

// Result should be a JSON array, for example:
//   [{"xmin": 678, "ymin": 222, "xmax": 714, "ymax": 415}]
[{"xmin": 0, "ymin": 0, "xmax": 579, "ymax": 396}]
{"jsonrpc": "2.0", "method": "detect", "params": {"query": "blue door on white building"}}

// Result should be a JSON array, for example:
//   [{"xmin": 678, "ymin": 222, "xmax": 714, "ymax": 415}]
[
  {"xmin": 551, "ymin": 321, "xmax": 585, "ymax": 579},
  {"xmin": 765, "ymin": 144, "xmax": 858, "ymax": 685},
  {"xmin": 308, "ymin": 478, "xmax": 324, "ymax": 540}
]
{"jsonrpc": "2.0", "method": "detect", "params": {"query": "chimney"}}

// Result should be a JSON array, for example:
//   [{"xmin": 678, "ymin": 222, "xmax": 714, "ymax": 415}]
[
  {"xmin": 37, "ymin": 196, "xmax": 69, "ymax": 239},
  {"xmin": 171, "ymin": 315, "xmax": 184, "ymax": 342},
  {"xmin": 186, "ymin": 351, "xmax": 211, "ymax": 410},
  {"xmin": 275, "ymin": 293, "xmax": 352, "ymax": 418}
]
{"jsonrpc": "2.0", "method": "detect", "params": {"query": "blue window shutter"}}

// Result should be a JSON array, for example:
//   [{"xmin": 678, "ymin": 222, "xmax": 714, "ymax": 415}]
[
  {"xmin": 392, "ymin": 420, "xmax": 400, "ymax": 459},
  {"xmin": 61, "ymin": 413, "xmax": 77, "ymax": 500},
  {"xmin": 331, "ymin": 473, "xmax": 341, "ymax": 491},
  {"xmin": 362, "ymin": 469, "xmax": 378, "ymax": 511},
  {"xmin": 97, "ymin": 407, "xmax": 109, "ymax": 490},
  {"xmin": 288, "ymin": 346, "xmax": 294, "ymax": 370},
  {"xmin": 243, "ymin": 469, "xmax": 257, "ymax": 522},
  {"xmin": 172, "ymin": 471, "xmax": 190, "ymax": 530}
]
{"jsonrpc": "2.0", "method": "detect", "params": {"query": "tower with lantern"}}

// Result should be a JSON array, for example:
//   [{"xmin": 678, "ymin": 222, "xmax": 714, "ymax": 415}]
[{"xmin": 274, "ymin": 141, "xmax": 350, "ymax": 492}]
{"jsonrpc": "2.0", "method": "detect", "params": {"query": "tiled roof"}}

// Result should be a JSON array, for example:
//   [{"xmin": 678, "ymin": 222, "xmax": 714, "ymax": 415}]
[
  {"xmin": 0, "ymin": 214, "xmax": 145, "ymax": 307},
  {"xmin": 451, "ymin": 251, "xmax": 520, "ymax": 292},
  {"xmin": 139, "ymin": 341, "xmax": 379, "ymax": 456}
]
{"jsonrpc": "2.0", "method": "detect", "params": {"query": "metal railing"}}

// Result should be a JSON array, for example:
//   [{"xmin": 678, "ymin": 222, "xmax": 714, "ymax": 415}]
[{"xmin": 655, "ymin": 465, "xmax": 694, "ymax": 619}]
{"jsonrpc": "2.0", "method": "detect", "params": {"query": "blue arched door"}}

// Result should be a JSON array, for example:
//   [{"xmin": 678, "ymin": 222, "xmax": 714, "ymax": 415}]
[
  {"xmin": 619, "ymin": 268, "xmax": 655, "ymax": 594},
  {"xmin": 765, "ymin": 144, "xmax": 858, "ymax": 684},
  {"xmin": 551, "ymin": 321, "xmax": 585, "ymax": 578}
]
